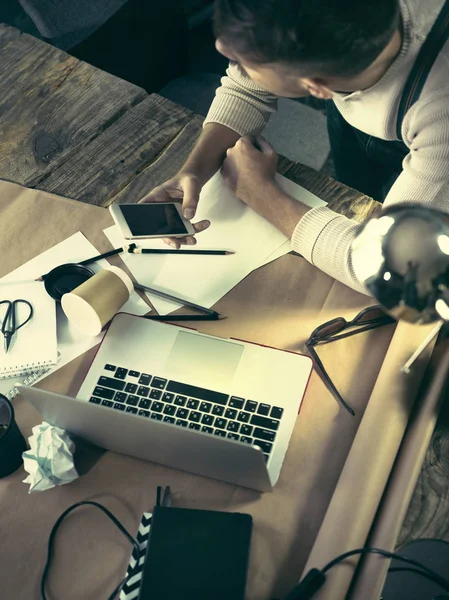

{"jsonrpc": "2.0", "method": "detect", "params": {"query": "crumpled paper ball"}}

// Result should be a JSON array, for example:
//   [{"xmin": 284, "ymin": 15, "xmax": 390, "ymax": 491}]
[{"xmin": 22, "ymin": 422, "xmax": 79, "ymax": 492}]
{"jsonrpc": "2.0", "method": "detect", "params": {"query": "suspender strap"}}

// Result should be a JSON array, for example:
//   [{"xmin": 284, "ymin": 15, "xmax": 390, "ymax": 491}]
[{"xmin": 396, "ymin": 0, "xmax": 449, "ymax": 139}]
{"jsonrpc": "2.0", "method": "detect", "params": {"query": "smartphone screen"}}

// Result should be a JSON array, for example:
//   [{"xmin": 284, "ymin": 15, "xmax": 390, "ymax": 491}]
[{"xmin": 121, "ymin": 204, "xmax": 189, "ymax": 236}]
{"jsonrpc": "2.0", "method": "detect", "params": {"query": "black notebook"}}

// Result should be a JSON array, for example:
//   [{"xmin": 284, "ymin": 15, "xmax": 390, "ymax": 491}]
[{"xmin": 138, "ymin": 507, "xmax": 253, "ymax": 600}]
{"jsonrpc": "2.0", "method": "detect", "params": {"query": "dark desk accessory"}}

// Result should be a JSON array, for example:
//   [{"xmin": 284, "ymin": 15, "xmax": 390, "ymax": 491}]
[
  {"xmin": 0, "ymin": 394, "xmax": 27, "ymax": 477},
  {"xmin": 0, "ymin": 298, "xmax": 34, "ymax": 353},
  {"xmin": 42, "ymin": 263, "xmax": 95, "ymax": 301},
  {"xmin": 144, "ymin": 313, "xmax": 225, "ymax": 321},
  {"xmin": 137, "ymin": 487, "xmax": 252, "ymax": 600},
  {"xmin": 129, "ymin": 247, "xmax": 235, "ymax": 255}
]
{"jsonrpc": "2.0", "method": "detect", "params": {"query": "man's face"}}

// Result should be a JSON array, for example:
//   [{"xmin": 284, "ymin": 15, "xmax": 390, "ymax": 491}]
[{"xmin": 215, "ymin": 38, "xmax": 331, "ymax": 98}]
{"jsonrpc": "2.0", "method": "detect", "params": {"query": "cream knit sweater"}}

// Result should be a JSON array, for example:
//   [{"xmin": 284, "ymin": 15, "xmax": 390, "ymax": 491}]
[{"xmin": 204, "ymin": 0, "xmax": 449, "ymax": 295}]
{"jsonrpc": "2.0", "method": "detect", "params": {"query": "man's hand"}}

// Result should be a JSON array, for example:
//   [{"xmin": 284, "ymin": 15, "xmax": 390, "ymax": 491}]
[
  {"xmin": 139, "ymin": 172, "xmax": 210, "ymax": 248},
  {"xmin": 221, "ymin": 135, "xmax": 278, "ymax": 207}
]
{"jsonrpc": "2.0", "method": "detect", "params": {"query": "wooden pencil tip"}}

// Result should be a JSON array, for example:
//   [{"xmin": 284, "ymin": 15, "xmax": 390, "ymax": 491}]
[
  {"xmin": 225, "ymin": 251, "xmax": 236, "ymax": 255},
  {"xmin": 35, "ymin": 276, "xmax": 44, "ymax": 281},
  {"xmin": 218, "ymin": 315, "xmax": 227, "ymax": 320}
]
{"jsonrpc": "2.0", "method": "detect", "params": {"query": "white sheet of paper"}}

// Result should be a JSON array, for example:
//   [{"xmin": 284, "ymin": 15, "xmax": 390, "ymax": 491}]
[
  {"xmin": 0, "ymin": 232, "xmax": 149, "ymax": 397},
  {"xmin": 104, "ymin": 172, "xmax": 326, "ymax": 313}
]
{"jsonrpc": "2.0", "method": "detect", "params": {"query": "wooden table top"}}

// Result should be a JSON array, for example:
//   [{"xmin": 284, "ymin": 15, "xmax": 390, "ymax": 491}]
[{"xmin": 1, "ymin": 21, "xmax": 447, "ymax": 589}]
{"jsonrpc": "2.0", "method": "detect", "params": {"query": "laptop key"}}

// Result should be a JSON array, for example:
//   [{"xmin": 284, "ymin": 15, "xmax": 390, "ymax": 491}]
[
  {"xmin": 257, "ymin": 403, "xmax": 271, "ymax": 416},
  {"xmin": 163, "ymin": 405, "xmax": 176, "ymax": 416},
  {"xmin": 250, "ymin": 415, "xmax": 280, "ymax": 431},
  {"xmin": 114, "ymin": 392, "xmax": 127, "ymax": 403},
  {"xmin": 152, "ymin": 402, "xmax": 163, "ymax": 413},
  {"xmin": 113, "ymin": 403, "xmax": 126, "ymax": 411},
  {"xmin": 89, "ymin": 396, "xmax": 102, "ymax": 404},
  {"xmin": 138, "ymin": 409, "xmax": 150, "ymax": 418},
  {"xmin": 189, "ymin": 411, "xmax": 201, "ymax": 423},
  {"xmin": 129, "ymin": 370, "xmax": 140, "ymax": 378},
  {"xmin": 162, "ymin": 392, "xmax": 175, "ymax": 403},
  {"xmin": 240, "ymin": 424, "xmax": 253, "ymax": 436},
  {"xmin": 164, "ymin": 416, "xmax": 175, "ymax": 424},
  {"xmin": 253, "ymin": 427, "xmax": 276, "ymax": 442},
  {"xmin": 176, "ymin": 419, "xmax": 188, "ymax": 428},
  {"xmin": 189, "ymin": 422, "xmax": 201, "ymax": 430},
  {"xmin": 93, "ymin": 386, "xmax": 115, "ymax": 400},
  {"xmin": 237, "ymin": 411, "xmax": 251, "ymax": 423},
  {"xmin": 126, "ymin": 406, "xmax": 138, "ymax": 414},
  {"xmin": 104, "ymin": 364, "xmax": 116, "ymax": 372},
  {"xmin": 101, "ymin": 400, "xmax": 114, "ymax": 408},
  {"xmin": 214, "ymin": 430, "xmax": 226, "ymax": 437},
  {"xmin": 253, "ymin": 439, "xmax": 273, "ymax": 454},
  {"xmin": 174, "ymin": 395, "xmax": 187, "ymax": 407},
  {"xmin": 215, "ymin": 418, "xmax": 227, "ymax": 430},
  {"xmin": 227, "ymin": 421, "xmax": 240, "ymax": 433},
  {"xmin": 139, "ymin": 398, "xmax": 151, "ymax": 410},
  {"xmin": 98, "ymin": 377, "xmax": 125, "ymax": 391},
  {"xmin": 150, "ymin": 389, "xmax": 162, "ymax": 400},
  {"xmin": 201, "ymin": 426, "xmax": 213, "ymax": 434},
  {"xmin": 201, "ymin": 414, "xmax": 214, "ymax": 426},
  {"xmin": 139, "ymin": 374, "xmax": 152, "ymax": 386},
  {"xmin": 270, "ymin": 406, "xmax": 284, "ymax": 419},
  {"xmin": 244, "ymin": 400, "xmax": 258, "ymax": 413},
  {"xmin": 229, "ymin": 396, "xmax": 245, "ymax": 409},
  {"xmin": 152, "ymin": 377, "xmax": 167, "ymax": 389},
  {"xmin": 227, "ymin": 433, "xmax": 240, "ymax": 441},
  {"xmin": 240, "ymin": 436, "xmax": 252, "ymax": 444},
  {"xmin": 187, "ymin": 399, "xmax": 199, "ymax": 409},
  {"xmin": 125, "ymin": 383, "xmax": 138, "ymax": 394},
  {"xmin": 224, "ymin": 408, "xmax": 237, "ymax": 420},
  {"xmin": 212, "ymin": 405, "xmax": 224, "ymax": 416},
  {"xmin": 126, "ymin": 395, "xmax": 139, "ymax": 407},
  {"xmin": 151, "ymin": 413, "xmax": 163, "ymax": 421},
  {"xmin": 199, "ymin": 401, "xmax": 212, "ymax": 413},
  {"xmin": 176, "ymin": 408, "xmax": 189, "ymax": 419},
  {"xmin": 115, "ymin": 368, "xmax": 128, "ymax": 379},
  {"xmin": 137, "ymin": 385, "xmax": 150, "ymax": 397}
]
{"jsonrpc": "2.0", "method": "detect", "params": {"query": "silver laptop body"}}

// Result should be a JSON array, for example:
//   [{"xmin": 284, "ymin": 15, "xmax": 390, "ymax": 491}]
[{"xmin": 20, "ymin": 312, "xmax": 311, "ymax": 492}]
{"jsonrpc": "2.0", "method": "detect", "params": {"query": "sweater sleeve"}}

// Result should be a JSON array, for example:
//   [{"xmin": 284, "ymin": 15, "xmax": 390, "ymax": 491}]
[
  {"xmin": 291, "ymin": 89, "xmax": 449, "ymax": 296},
  {"xmin": 204, "ymin": 62, "xmax": 278, "ymax": 135}
]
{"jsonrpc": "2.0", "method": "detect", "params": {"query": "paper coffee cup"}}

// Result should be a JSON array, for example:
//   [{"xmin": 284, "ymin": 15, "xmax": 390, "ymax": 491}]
[{"xmin": 61, "ymin": 266, "xmax": 134, "ymax": 336}]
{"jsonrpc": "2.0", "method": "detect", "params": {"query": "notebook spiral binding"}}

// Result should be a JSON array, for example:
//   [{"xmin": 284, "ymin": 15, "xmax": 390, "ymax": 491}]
[{"xmin": 4, "ymin": 352, "xmax": 62, "ymax": 400}]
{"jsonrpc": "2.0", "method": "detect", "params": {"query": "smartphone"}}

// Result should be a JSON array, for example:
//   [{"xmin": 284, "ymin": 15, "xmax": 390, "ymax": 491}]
[{"xmin": 109, "ymin": 202, "xmax": 195, "ymax": 239}]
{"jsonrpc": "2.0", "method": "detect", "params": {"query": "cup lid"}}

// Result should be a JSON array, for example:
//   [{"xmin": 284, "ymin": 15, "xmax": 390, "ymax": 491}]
[{"xmin": 44, "ymin": 263, "xmax": 95, "ymax": 301}]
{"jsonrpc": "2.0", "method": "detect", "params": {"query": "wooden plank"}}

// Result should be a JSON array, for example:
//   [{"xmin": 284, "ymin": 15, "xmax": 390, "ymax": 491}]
[
  {"xmin": 109, "ymin": 115, "xmax": 204, "ymax": 204},
  {"xmin": 0, "ymin": 25, "xmax": 146, "ymax": 187},
  {"xmin": 38, "ymin": 95, "xmax": 194, "ymax": 206}
]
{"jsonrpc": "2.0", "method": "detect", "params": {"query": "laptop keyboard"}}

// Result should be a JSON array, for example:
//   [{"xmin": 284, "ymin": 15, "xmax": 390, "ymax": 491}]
[{"xmin": 88, "ymin": 364, "xmax": 285, "ymax": 463}]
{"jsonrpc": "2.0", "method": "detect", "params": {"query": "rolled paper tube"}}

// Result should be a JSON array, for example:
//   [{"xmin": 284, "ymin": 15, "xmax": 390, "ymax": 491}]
[{"xmin": 301, "ymin": 320, "xmax": 437, "ymax": 599}]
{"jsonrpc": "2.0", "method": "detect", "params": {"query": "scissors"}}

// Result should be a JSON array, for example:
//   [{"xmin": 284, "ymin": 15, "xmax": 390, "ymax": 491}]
[{"xmin": 0, "ymin": 299, "xmax": 33, "ymax": 353}]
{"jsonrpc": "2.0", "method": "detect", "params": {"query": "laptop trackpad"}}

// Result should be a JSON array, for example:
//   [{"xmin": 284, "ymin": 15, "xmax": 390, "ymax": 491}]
[{"xmin": 165, "ymin": 331, "xmax": 244, "ymax": 389}]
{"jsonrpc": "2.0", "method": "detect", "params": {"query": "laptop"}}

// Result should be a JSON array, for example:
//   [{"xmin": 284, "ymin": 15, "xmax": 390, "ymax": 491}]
[{"xmin": 19, "ymin": 312, "xmax": 312, "ymax": 492}]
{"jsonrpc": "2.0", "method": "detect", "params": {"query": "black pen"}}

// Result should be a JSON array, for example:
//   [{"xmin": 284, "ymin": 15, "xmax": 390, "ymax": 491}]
[
  {"xmin": 130, "ymin": 248, "xmax": 234, "ymax": 256},
  {"xmin": 144, "ymin": 314, "xmax": 225, "ymax": 321}
]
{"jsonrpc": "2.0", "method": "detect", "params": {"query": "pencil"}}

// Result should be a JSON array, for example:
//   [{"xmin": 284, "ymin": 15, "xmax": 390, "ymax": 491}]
[
  {"xmin": 35, "ymin": 244, "xmax": 136, "ymax": 281},
  {"xmin": 129, "ymin": 248, "xmax": 235, "ymax": 256},
  {"xmin": 144, "ymin": 314, "xmax": 225, "ymax": 321},
  {"xmin": 134, "ymin": 283, "xmax": 216, "ymax": 316}
]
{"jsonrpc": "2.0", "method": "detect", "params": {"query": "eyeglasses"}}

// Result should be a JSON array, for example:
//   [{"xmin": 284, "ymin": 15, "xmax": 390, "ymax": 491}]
[{"xmin": 305, "ymin": 305, "xmax": 396, "ymax": 416}]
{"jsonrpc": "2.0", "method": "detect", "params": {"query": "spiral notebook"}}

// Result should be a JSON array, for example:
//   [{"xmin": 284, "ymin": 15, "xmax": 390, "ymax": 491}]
[{"xmin": 0, "ymin": 281, "xmax": 58, "ymax": 378}]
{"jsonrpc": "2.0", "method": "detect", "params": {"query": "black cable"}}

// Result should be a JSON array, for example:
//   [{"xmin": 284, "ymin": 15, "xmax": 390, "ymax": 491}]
[
  {"xmin": 388, "ymin": 566, "xmax": 449, "ymax": 588},
  {"xmin": 41, "ymin": 500, "xmax": 140, "ymax": 600},
  {"xmin": 284, "ymin": 546, "xmax": 449, "ymax": 599},
  {"xmin": 321, "ymin": 547, "xmax": 449, "ymax": 592}
]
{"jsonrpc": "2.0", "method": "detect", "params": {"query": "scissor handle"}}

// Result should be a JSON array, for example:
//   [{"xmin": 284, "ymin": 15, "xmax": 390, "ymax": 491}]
[
  {"xmin": 0, "ymin": 299, "xmax": 33, "ymax": 335},
  {"xmin": 11, "ymin": 299, "xmax": 33, "ymax": 332}
]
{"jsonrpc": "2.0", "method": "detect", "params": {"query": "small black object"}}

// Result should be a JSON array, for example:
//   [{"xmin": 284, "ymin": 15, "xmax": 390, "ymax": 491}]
[
  {"xmin": 0, "ymin": 394, "xmax": 27, "ymax": 478},
  {"xmin": 43, "ymin": 263, "xmax": 95, "ymax": 301},
  {"xmin": 0, "ymin": 299, "xmax": 34, "ymax": 353},
  {"xmin": 138, "ymin": 506, "xmax": 252, "ymax": 600}
]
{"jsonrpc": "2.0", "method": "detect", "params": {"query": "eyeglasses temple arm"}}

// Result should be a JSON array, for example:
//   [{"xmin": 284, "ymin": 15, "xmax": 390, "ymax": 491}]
[{"xmin": 306, "ymin": 342, "xmax": 356, "ymax": 416}]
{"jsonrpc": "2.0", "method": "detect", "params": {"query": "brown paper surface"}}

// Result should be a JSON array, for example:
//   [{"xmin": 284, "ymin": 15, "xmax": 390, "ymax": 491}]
[
  {"xmin": 0, "ymin": 179, "xmax": 428, "ymax": 600},
  {"xmin": 349, "ymin": 337, "xmax": 449, "ymax": 599},
  {"xmin": 301, "ymin": 320, "xmax": 437, "ymax": 599}
]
